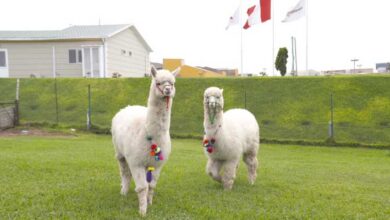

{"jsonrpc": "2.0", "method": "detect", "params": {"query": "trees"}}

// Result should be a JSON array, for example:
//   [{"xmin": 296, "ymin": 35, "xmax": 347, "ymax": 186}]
[{"xmin": 275, "ymin": 47, "xmax": 288, "ymax": 76}]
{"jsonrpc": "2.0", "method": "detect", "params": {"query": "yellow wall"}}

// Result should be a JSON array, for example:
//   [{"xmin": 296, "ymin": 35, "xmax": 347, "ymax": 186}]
[{"xmin": 163, "ymin": 58, "xmax": 224, "ymax": 78}]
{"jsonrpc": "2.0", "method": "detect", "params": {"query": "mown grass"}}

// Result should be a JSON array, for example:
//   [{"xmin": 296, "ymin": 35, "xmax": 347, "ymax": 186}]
[
  {"xmin": 0, "ymin": 135, "xmax": 389, "ymax": 219},
  {"xmin": 1, "ymin": 75, "xmax": 390, "ymax": 146}
]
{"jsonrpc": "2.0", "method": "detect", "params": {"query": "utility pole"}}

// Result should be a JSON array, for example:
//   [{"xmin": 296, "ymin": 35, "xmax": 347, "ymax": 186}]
[{"xmin": 351, "ymin": 58, "xmax": 359, "ymax": 74}]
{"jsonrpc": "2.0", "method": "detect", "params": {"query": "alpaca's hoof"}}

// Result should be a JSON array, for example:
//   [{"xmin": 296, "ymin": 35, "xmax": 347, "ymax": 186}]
[
  {"xmin": 248, "ymin": 175, "xmax": 257, "ymax": 185},
  {"xmin": 223, "ymin": 184, "xmax": 233, "ymax": 190},
  {"xmin": 120, "ymin": 188, "xmax": 128, "ymax": 195},
  {"xmin": 139, "ymin": 208, "xmax": 147, "ymax": 217},
  {"xmin": 147, "ymin": 197, "xmax": 153, "ymax": 205}
]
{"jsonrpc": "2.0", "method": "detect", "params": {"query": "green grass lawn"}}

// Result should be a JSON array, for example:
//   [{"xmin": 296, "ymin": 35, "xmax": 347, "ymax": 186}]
[{"xmin": 0, "ymin": 135, "xmax": 389, "ymax": 219}]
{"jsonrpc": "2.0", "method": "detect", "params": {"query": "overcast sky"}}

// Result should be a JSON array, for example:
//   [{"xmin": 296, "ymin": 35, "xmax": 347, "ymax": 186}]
[{"xmin": 1, "ymin": 0, "xmax": 390, "ymax": 75}]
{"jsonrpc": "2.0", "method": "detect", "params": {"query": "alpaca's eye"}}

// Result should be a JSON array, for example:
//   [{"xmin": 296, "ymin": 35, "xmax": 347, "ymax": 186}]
[{"xmin": 156, "ymin": 82, "xmax": 161, "ymax": 86}]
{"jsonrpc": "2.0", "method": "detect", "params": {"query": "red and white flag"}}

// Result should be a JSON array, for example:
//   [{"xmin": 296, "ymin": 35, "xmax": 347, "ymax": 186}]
[
  {"xmin": 225, "ymin": 6, "xmax": 240, "ymax": 30},
  {"xmin": 243, "ymin": 0, "xmax": 271, "ymax": 29}
]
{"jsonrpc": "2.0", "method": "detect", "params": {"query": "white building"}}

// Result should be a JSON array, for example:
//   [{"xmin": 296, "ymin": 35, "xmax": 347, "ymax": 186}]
[{"xmin": 0, "ymin": 24, "xmax": 152, "ymax": 78}]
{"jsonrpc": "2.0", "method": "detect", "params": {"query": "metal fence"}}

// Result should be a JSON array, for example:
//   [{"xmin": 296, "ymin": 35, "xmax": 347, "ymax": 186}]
[{"xmin": 2, "ymin": 78, "xmax": 389, "ymax": 146}]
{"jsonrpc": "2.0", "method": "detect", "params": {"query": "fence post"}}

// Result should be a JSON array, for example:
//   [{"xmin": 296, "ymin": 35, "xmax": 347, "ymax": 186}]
[
  {"xmin": 14, "ymin": 100, "xmax": 19, "ymax": 126},
  {"xmin": 14, "ymin": 79, "xmax": 20, "ymax": 125},
  {"xmin": 87, "ymin": 84, "xmax": 91, "ymax": 130},
  {"xmin": 328, "ymin": 93, "xmax": 334, "ymax": 139},
  {"xmin": 54, "ymin": 78, "xmax": 59, "ymax": 124},
  {"xmin": 244, "ymin": 89, "xmax": 247, "ymax": 109}
]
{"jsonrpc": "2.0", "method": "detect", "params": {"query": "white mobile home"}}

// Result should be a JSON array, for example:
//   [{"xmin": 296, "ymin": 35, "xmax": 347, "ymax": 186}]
[{"xmin": 0, "ymin": 24, "xmax": 152, "ymax": 78}]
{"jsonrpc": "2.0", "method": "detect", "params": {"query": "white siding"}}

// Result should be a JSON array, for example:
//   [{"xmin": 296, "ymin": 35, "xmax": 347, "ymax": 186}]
[
  {"xmin": 106, "ymin": 27, "xmax": 150, "ymax": 77},
  {"xmin": 0, "ymin": 40, "xmax": 102, "ymax": 78}
]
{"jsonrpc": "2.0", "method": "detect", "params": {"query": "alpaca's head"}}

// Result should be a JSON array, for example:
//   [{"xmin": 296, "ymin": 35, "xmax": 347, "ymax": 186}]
[
  {"xmin": 150, "ymin": 66, "xmax": 180, "ymax": 98},
  {"xmin": 204, "ymin": 87, "xmax": 224, "ymax": 112}
]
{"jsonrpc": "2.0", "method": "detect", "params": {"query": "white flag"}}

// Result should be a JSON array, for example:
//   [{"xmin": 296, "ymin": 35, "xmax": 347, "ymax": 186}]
[
  {"xmin": 225, "ymin": 6, "xmax": 240, "ymax": 30},
  {"xmin": 282, "ymin": 0, "xmax": 306, "ymax": 22}
]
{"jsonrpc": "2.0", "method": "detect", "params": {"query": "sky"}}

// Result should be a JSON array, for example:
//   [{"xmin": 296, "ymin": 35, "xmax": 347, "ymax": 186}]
[{"xmin": 1, "ymin": 0, "xmax": 390, "ymax": 76}]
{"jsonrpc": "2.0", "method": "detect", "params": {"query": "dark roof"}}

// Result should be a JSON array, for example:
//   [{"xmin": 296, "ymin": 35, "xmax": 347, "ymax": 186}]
[{"xmin": 151, "ymin": 62, "xmax": 163, "ymax": 70}]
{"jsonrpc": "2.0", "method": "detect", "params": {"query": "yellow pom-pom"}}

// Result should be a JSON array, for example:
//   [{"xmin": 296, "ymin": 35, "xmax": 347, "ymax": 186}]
[
  {"xmin": 147, "ymin": 166, "xmax": 155, "ymax": 171},
  {"xmin": 155, "ymin": 147, "xmax": 161, "ymax": 153}
]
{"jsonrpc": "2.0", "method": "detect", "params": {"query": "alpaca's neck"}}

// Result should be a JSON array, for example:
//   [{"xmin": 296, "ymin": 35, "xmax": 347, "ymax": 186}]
[
  {"xmin": 145, "ymin": 91, "xmax": 172, "ymax": 138},
  {"xmin": 204, "ymin": 107, "xmax": 223, "ymax": 136}
]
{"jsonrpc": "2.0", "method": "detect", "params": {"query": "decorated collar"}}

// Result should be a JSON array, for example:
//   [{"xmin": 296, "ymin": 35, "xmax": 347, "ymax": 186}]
[
  {"xmin": 146, "ymin": 135, "xmax": 164, "ymax": 161},
  {"xmin": 146, "ymin": 135, "xmax": 164, "ymax": 183},
  {"xmin": 203, "ymin": 138, "xmax": 216, "ymax": 153},
  {"xmin": 203, "ymin": 124, "xmax": 221, "ymax": 154}
]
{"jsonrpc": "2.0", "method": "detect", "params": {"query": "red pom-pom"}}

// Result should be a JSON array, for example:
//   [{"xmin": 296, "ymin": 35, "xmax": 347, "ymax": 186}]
[
  {"xmin": 151, "ymin": 144, "xmax": 157, "ymax": 150},
  {"xmin": 207, "ymin": 147, "xmax": 213, "ymax": 153}
]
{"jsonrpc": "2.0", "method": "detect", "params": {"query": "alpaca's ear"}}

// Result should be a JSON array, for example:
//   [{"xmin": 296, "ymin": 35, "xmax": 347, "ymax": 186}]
[
  {"xmin": 220, "ymin": 88, "xmax": 224, "ymax": 94},
  {"xmin": 151, "ymin": 66, "xmax": 158, "ymax": 78},
  {"xmin": 171, "ymin": 67, "xmax": 181, "ymax": 77}
]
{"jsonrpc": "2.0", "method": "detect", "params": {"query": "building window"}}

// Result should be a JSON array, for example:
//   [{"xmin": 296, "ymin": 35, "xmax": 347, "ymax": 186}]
[
  {"xmin": 78, "ymin": 50, "xmax": 82, "ymax": 63},
  {"xmin": 69, "ymin": 49, "xmax": 82, "ymax": 64},
  {"xmin": 0, "ymin": 51, "xmax": 7, "ymax": 67}
]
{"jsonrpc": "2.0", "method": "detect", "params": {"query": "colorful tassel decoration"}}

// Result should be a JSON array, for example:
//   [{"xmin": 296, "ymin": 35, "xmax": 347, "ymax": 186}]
[
  {"xmin": 147, "ymin": 137, "xmax": 164, "ymax": 162},
  {"xmin": 146, "ymin": 166, "xmax": 154, "ymax": 183},
  {"xmin": 203, "ymin": 138, "xmax": 216, "ymax": 154}
]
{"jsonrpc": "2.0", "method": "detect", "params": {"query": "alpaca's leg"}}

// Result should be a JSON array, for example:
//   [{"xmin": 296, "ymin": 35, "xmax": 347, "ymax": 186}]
[
  {"xmin": 117, "ymin": 156, "xmax": 132, "ymax": 195},
  {"xmin": 206, "ymin": 159, "xmax": 222, "ymax": 183},
  {"xmin": 243, "ymin": 151, "xmax": 258, "ymax": 185},
  {"xmin": 130, "ymin": 166, "xmax": 149, "ymax": 216},
  {"xmin": 221, "ymin": 160, "xmax": 239, "ymax": 190},
  {"xmin": 147, "ymin": 166, "xmax": 162, "ymax": 205}
]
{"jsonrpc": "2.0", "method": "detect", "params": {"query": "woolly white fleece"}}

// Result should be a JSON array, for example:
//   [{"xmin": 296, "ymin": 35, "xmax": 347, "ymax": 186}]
[
  {"xmin": 203, "ymin": 87, "xmax": 260, "ymax": 190},
  {"xmin": 111, "ymin": 67, "xmax": 178, "ymax": 216}
]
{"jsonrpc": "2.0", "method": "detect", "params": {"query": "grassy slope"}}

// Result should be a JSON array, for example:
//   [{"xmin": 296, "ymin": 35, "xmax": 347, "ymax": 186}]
[
  {"xmin": 0, "ymin": 135, "xmax": 389, "ymax": 219},
  {"xmin": 0, "ymin": 75, "xmax": 390, "ymax": 145}
]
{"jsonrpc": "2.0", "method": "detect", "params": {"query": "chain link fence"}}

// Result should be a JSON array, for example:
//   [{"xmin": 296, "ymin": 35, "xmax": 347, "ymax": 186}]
[
  {"xmin": 0, "ymin": 101, "xmax": 18, "ymax": 130},
  {"xmin": 1, "ymin": 78, "xmax": 389, "ymax": 146}
]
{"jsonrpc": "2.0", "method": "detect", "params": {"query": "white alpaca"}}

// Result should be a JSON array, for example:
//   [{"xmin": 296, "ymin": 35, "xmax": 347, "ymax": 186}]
[
  {"xmin": 203, "ymin": 87, "xmax": 260, "ymax": 190},
  {"xmin": 111, "ymin": 66, "xmax": 179, "ymax": 216}
]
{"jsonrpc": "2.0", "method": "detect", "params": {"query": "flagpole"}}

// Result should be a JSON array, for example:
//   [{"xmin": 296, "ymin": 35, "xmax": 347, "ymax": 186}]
[
  {"xmin": 272, "ymin": 0, "xmax": 275, "ymax": 76},
  {"xmin": 240, "ymin": 2, "xmax": 244, "ymax": 75},
  {"xmin": 305, "ymin": 0, "xmax": 309, "ymax": 74}
]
